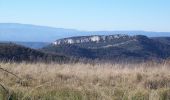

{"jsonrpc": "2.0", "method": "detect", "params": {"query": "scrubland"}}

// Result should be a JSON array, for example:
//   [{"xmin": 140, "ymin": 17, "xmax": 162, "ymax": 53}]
[{"xmin": 0, "ymin": 61, "xmax": 170, "ymax": 100}]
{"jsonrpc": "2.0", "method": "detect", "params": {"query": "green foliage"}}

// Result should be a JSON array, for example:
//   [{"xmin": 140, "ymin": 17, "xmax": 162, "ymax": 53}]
[
  {"xmin": 10, "ymin": 88, "xmax": 102, "ymax": 100},
  {"xmin": 158, "ymin": 89, "xmax": 170, "ymax": 100},
  {"xmin": 34, "ymin": 89, "xmax": 83, "ymax": 100},
  {"xmin": 112, "ymin": 88, "xmax": 128, "ymax": 100},
  {"xmin": 128, "ymin": 90, "xmax": 149, "ymax": 100},
  {"xmin": 0, "ymin": 85, "xmax": 9, "ymax": 100}
]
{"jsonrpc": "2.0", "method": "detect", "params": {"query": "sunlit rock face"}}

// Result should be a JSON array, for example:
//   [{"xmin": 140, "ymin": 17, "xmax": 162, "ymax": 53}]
[{"xmin": 53, "ymin": 34, "xmax": 132, "ymax": 45}]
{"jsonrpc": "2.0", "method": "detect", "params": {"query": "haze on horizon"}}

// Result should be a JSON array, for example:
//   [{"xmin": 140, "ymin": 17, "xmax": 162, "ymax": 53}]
[{"xmin": 0, "ymin": 0, "xmax": 170, "ymax": 32}]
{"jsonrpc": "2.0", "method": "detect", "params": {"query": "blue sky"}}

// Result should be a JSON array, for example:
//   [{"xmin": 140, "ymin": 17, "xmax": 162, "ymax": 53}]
[{"xmin": 0, "ymin": 0, "xmax": 170, "ymax": 31}]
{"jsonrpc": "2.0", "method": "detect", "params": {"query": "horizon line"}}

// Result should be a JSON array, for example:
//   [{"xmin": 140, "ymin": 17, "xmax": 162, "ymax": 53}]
[{"xmin": 0, "ymin": 22, "xmax": 170, "ymax": 33}]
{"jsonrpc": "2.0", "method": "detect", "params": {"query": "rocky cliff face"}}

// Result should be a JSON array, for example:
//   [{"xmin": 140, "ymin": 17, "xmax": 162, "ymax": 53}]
[
  {"xmin": 53, "ymin": 34, "xmax": 133, "ymax": 45},
  {"xmin": 42, "ymin": 34, "xmax": 170, "ymax": 62}
]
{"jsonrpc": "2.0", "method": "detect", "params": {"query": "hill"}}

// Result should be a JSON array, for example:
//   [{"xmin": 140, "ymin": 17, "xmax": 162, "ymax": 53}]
[
  {"xmin": 0, "ymin": 43, "xmax": 69, "ymax": 62},
  {"xmin": 42, "ymin": 35, "xmax": 170, "ymax": 62},
  {"xmin": 152, "ymin": 37, "xmax": 170, "ymax": 45}
]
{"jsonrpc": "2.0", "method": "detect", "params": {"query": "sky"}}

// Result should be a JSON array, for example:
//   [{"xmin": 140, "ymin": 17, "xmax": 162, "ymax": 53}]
[{"xmin": 0, "ymin": 0, "xmax": 170, "ymax": 32}]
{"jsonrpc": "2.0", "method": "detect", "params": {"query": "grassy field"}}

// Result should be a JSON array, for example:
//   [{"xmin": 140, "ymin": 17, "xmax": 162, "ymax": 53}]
[{"xmin": 0, "ymin": 61, "xmax": 170, "ymax": 100}]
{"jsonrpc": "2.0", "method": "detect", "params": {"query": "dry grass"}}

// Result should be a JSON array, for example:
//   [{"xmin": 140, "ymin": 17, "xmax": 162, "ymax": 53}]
[{"xmin": 0, "ymin": 61, "xmax": 170, "ymax": 100}]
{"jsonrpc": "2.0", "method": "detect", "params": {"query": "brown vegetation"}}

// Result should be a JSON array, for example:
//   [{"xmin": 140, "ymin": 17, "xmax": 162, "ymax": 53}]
[{"xmin": 0, "ymin": 61, "xmax": 170, "ymax": 100}]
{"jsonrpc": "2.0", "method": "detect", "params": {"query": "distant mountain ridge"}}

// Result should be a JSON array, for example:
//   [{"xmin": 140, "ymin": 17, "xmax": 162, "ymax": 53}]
[
  {"xmin": 0, "ymin": 23, "xmax": 170, "ymax": 42},
  {"xmin": 0, "ymin": 23, "xmax": 79, "ymax": 42}
]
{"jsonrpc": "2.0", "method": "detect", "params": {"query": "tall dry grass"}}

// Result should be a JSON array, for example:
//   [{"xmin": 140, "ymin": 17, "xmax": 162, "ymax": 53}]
[{"xmin": 0, "ymin": 61, "xmax": 170, "ymax": 100}]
